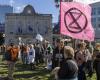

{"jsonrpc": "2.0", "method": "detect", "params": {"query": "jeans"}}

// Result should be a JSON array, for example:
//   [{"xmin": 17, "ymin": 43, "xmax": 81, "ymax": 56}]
[
  {"xmin": 94, "ymin": 61, "xmax": 100, "ymax": 80},
  {"xmin": 21, "ymin": 53, "xmax": 28, "ymax": 64},
  {"xmin": 8, "ymin": 61, "xmax": 15, "ymax": 79},
  {"xmin": 78, "ymin": 65, "xmax": 86, "ymax": 80}
]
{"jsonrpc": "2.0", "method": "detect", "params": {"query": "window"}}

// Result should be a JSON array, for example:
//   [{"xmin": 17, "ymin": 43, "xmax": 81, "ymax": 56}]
[
  {"xmin": 97, "ymin": 7, "xmax": 100, "ymax": 15},
  {"xmin": 10, "ymin": 32, "xmax": 13, "ymax": 34},
  {"xmin": 98, "ymin": 24, "xmax": 100, "ymax": 31},
  {"xmin": 98, "ymin": 24, "xmax": 100, "ymax": 28},
  {"xmin": 91, "ymin": 18, "xmax": 96, "ymax": 23},
  {"xmin": 98, "ymin": 17, "xmax": 100, "ymax": 21},
  {"xmin": 92, "ymin": 8, "xmax": 96, "ymax": 15},
  {"xmin": 92, "ymin": 23, "xmax": 96, "ymax": 28}
]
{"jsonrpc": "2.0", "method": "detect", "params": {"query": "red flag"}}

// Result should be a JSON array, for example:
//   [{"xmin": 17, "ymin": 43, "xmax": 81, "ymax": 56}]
[{"xmin": 60, "ymin": 2, "xmax": 95, "ymax": 41}]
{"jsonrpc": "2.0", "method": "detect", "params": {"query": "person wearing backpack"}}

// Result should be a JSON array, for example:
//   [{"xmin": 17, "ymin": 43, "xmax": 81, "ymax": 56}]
[{"xmin": 5, "ymin": 43, "xmax": 19, "ymax": 80}]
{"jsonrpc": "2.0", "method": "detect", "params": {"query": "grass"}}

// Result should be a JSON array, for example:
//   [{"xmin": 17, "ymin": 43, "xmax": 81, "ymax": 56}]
[
  {"xmin": 0, "ymin": 54, "xmax": 97, "ymax": 80},
  {"xmin": 0, "ymin": 54, "xmax": 53, "ymax": 80}
]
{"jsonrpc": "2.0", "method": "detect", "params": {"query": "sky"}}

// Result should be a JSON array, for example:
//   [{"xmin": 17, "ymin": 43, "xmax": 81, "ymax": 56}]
[
  {"xmin": 0, "ymin": 0, "xmax": 100, "ymax": 23},
  {"xmin": 0, "ymin": 0, "xmax": 59, "ymax": 23},
  {"xmin": 74, "ymin": 0, "xmax": 100, "ymax": 4}
]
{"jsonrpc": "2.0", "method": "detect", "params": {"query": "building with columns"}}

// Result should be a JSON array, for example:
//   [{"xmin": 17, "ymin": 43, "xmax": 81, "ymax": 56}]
[{"xmin": 5, "ymin": 5, "xmax": 52, "ymax": 45}]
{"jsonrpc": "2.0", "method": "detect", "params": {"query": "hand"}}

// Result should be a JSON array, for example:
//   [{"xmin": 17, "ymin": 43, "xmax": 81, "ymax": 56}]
[
  {"xmin": 51, "ymin": 67, "xmax": 60, "ymax": 75},
  {"xmin": 51, "ymin": 67, "xmax": 60, "ymax": 80}
]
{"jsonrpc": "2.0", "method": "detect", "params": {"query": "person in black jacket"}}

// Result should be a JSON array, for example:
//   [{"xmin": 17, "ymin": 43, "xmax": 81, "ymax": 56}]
[
  {"xmin": 52, "ymin": 39, "xmax": 64, "ymax": 69},
  {"xmin": 93, "ymin": 43, "xmax": 100, "ymax": 80},
  {"xmin": 52, "ymin": 46, "xmax": 78, "ymax": 80}
]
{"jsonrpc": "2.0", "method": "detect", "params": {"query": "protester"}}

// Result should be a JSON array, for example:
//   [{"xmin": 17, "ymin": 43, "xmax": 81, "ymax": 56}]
[
  {"xmin": 43, "ymin": 41, "xmax": 53, "ymax": 69},
  {"xmin": 22, "ymin": 45, "xmax": 29, "ymax": 65},
  {"xmin": 52, "ymin": 39, "xmax": 65, "ymax": 69},
  {"xmin": 34, "ymin": 43, "xmax": 41, "ymax": 65},
  {"xmin": 20, "ymin": 44, "xmax": 29, "ymax": 64},
  {"xmin": 75, "ymin": 42, "xmax": 91, "ymax": 80},
  {"xmin": 20, "ymin": 44, "xmax": 25, "ymax": 64},
  {"xmin": 52, "ymin": 46, "xmax": 78, "ymax": 80},
  {"xmin": 85, "ymin": 42, "xmax": 94, "ymax": 77},
  {"xmin": 28, "ymin": 44, "xmax": 35, "ymax": 70},
  {"xmin": 39, "ymin": 44, "xmax": 44, "ymax": 63},
  {"xmin": 5, "ymin": 43, "xmax": 19, "ymax": 80},
  {"xmin": 93, "ymin": 43, "xmax": 100, "ymax": 80}
]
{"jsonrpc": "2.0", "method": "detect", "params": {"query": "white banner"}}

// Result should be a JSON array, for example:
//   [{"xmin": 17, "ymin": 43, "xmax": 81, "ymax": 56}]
[{"xmin": 36, "ymin": 34, "xmax": 44, "ymax": 42}]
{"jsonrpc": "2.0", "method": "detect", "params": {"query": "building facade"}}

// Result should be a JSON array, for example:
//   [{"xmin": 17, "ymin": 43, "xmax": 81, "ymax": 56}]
[
  {"xmin": 0, "ymin": 5, "xmax": 13, "ymax": 34},
  {"xmin": 0, "ymin": 5, "xmax": 13, "ymax": 23},
  {"xmin": 90, "ymin": 2, "xmax": 100, "ymax": 41},
  {"xmin": 0, "ymin": 23, "xmax": 5, "ymax": 33},
  {"xmin": 5, "ymin": 5, "xmax": 52, "ymax": 45}
]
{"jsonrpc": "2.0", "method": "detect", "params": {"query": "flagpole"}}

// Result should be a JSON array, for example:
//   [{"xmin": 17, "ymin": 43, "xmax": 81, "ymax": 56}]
[{"xmin": 58, "ymin": 0, "xmax": 62, "ymax": 67}]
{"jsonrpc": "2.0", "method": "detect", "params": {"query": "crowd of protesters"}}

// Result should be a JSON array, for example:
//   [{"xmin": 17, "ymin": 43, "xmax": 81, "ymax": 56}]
[
  {"xmin": 0, "ymin": 40, "xmax": 53, "ymax": 80},
  {"xmin": 0, "ymin": 39, "xmax": 100, "ymax": 80},
  {"xmin": 52, "ymin": 39, "xmax": 100, "ymax": 80}
]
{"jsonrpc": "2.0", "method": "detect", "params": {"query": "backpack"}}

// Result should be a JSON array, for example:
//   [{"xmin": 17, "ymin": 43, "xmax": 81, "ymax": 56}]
[
  {"xmin": 3, "ymin": 50, "xmax": 11, "ymax": 61},
  {"xmin": 5, "ymin": 47, "xmax": 19, "ymax": 62},
  {"xmin": 11, "ymin": 47, "xmax": 19, "ymax": 61}
]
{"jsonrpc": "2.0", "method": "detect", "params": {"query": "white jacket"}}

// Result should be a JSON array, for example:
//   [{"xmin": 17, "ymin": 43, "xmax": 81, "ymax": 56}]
[{"xmin": 28, "ymin": 48, "xmax": 35, "ymax": 64}]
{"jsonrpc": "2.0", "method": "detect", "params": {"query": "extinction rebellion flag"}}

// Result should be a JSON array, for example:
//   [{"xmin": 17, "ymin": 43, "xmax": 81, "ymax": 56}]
[{"xmin": 60, "ymin": 2, "xmax": 95, "ymax": 41}]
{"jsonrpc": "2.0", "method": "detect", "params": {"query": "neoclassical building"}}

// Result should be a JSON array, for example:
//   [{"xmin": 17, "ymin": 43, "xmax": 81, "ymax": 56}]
[{"xmin": 5, "ymin": 5, "xmax": 52, "ymax": 45}]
